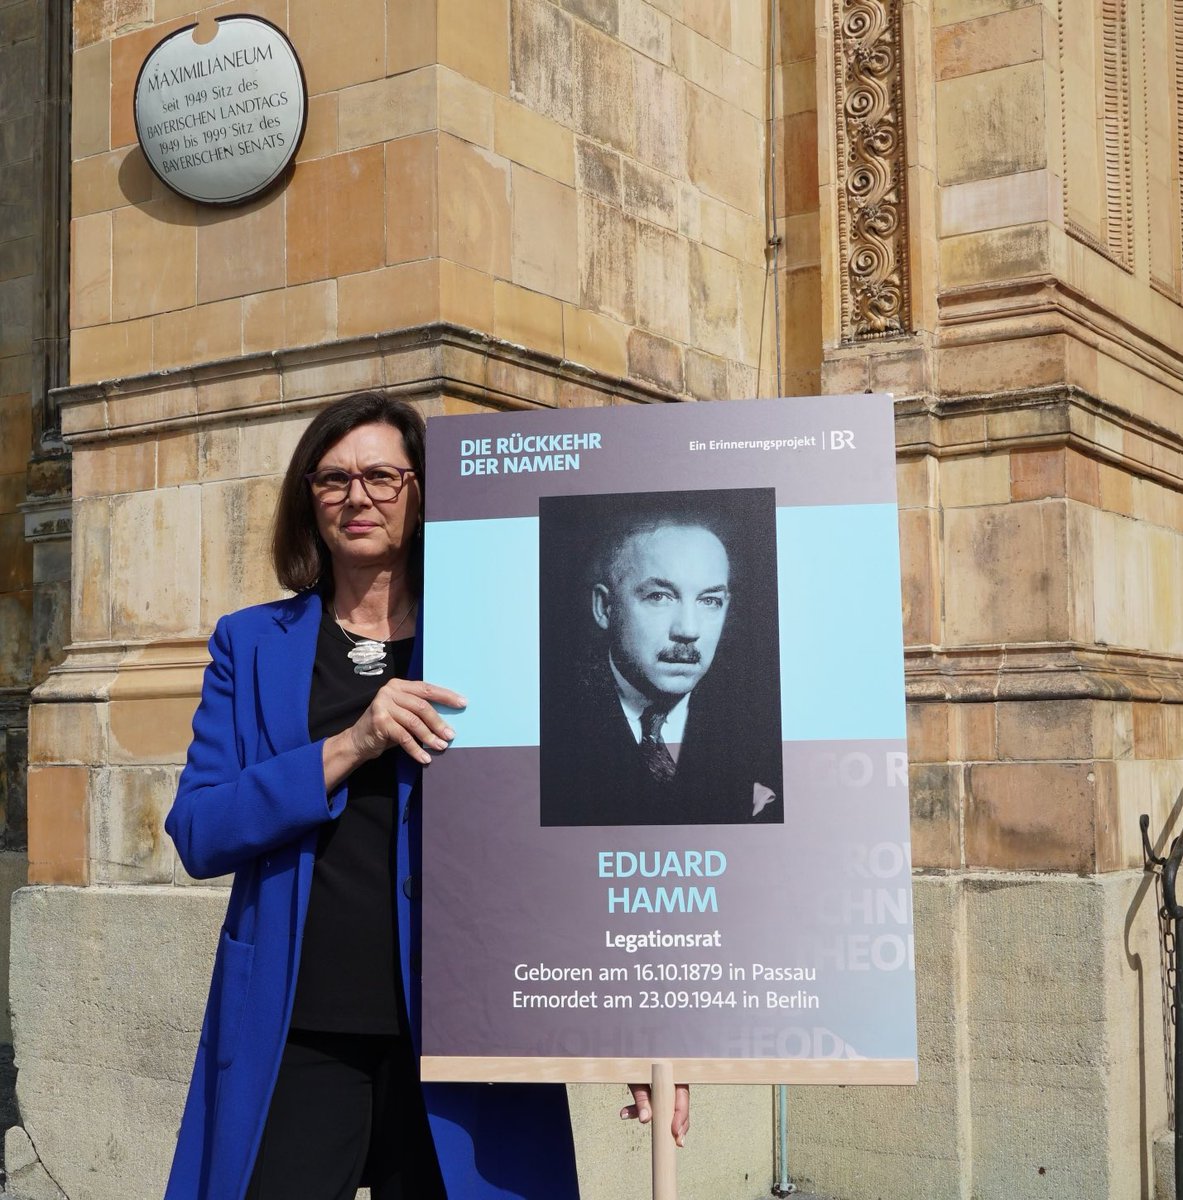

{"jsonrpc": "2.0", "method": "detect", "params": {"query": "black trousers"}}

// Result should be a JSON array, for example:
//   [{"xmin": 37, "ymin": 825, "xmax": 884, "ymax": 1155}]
[{"xmin": 244, "ymin": 1029, "xmax": 448, "ymax": 1200}]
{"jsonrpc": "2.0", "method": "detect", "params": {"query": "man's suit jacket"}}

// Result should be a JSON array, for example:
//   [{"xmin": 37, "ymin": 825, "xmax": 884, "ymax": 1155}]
[
  {"xmin": 163, "ymin": 590, "xmax": 578, "ymax": 1200},
  {"xmin": 540, "ymin": 651, "xmax": 783, "ymax": 826}
]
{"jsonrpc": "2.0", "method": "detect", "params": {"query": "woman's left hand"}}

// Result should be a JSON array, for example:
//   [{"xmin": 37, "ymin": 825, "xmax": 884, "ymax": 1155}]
[{"xmin": 620, "ymin": 1083, "xmax": 690, "ymax": 1146}]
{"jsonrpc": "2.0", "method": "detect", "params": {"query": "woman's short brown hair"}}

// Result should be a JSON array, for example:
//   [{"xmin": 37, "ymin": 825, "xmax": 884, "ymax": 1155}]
[{"xmin": 271, "ymin": 392, "xmax": 426, "ymax": 594}]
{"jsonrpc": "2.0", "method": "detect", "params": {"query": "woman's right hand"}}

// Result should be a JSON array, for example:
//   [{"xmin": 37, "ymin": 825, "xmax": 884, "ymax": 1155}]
[{"xmin": 323, "ymin": 679, "xmax": 466, "ymax": 791}]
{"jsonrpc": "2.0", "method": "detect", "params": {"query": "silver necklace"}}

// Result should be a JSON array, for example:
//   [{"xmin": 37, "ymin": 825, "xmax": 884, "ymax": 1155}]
[{"xmin": 334, "ymin": 600, "xmax": 415, "ymax": 676}]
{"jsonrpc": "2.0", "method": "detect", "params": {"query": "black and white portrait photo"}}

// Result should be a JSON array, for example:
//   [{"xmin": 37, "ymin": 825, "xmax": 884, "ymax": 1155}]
[{"xmin": 539, "ymin": 487, "xmax": 784, "ymax": 827}]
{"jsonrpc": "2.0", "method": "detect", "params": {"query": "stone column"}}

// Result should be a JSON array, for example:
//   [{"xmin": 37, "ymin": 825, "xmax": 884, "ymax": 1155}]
[
  {"xmin": 785, "ymin": 2, "xmax": 1181, "ymax": 1198},
  {"xmin": 0, "ymin": 0, "xmax": 72, "ymax": 1050},
  {"xmin": 17, "ymin": 2, "xmax": 787, "ymax": 1196}
]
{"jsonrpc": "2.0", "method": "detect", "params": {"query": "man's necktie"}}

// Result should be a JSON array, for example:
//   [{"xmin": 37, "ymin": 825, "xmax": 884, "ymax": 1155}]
[{"xmin": 640, "ymin": 704, "xmax": 677, "ymax": 784}]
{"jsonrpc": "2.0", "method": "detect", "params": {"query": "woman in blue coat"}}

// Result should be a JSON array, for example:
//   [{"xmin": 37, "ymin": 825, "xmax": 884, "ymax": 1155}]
[{"xmin": 163, "ymin": 392, "xmax": 591, "ymax": 1199}]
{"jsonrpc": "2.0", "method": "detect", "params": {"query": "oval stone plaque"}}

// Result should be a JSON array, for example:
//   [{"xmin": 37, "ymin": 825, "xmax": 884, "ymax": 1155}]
[{"xmin": 133, "ymin": 16, "xmax": 307, "ymax": 205}]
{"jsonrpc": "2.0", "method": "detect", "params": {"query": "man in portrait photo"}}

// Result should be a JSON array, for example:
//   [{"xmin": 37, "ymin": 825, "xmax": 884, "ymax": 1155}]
[{"xmin": 539, "ymin": 488, "xmax": 784, "ymax": 826}]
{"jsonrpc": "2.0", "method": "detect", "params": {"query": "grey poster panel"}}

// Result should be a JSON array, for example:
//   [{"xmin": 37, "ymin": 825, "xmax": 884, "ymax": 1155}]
[
  {"xmin": 426, "ymin": 393, "xmax": 897, "ymax": 522},
  {"xmin": 421, "ymin": 740, "xmax": 914, "ymax": 1065}
]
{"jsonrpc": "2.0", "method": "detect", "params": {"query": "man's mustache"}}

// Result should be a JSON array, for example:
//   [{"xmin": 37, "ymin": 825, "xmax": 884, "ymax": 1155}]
[{"xmin": 658, "ymin": 644, "xmax": 701, "ymax": 664}]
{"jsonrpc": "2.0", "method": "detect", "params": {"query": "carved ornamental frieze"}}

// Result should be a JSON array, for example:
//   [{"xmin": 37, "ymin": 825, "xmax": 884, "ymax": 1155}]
[{"xmin": 833, "ymin": 0, "xmax": 911, "ymax": 340}]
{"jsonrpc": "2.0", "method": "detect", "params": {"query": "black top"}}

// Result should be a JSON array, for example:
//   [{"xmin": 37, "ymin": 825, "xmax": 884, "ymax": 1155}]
[{"xmin": 289, "ymin": 607, "xmax": 413, "ymax": 1034}]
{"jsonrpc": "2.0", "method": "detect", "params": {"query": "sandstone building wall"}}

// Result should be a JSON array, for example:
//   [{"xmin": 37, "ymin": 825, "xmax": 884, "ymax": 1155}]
[
  {"xmin": 3, "ymin": 1, "xmax": 1182, "ymax": 1198},
  {"xmin": 0, "ymin": 0, "xmax": 72, "ymax": 1054}
]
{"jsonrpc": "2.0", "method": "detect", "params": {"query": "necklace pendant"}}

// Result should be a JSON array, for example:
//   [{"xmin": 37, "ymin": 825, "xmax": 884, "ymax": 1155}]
[{"xmin": 347, "ymin": 640, "xmax": 387, "ymax": 676}]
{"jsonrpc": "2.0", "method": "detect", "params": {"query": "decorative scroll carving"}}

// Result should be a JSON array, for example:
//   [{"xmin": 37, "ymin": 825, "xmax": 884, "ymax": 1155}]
[{"xmin": 832, "ymin": 0, "xmax": 910, "ymax": 341}]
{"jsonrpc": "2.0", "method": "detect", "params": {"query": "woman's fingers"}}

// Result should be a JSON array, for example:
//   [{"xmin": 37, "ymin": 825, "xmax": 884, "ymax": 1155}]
[
  {"xmin": 672, "ymin": 1084, "xmax": 690, "ymax": 1146},
  {"xmin": 416, "ymin": 679, "xmax": 468, "ymax": 712},
  {"xmin": 382, "ymin": 680, "xmax": 466, "ymax": 724},
  {"xmin": 621, "ymin": 1083, "xmax": 652, "ymax": 1124},
  {"xmin": 365, "ymin": 679, "xmax": 467, "ymax": 761},
  {"xmin": 375, "ymin": 713, "xmax": 435, "ymax": 763},
  {"xmin": 621, "ymin": 1083, "xmax": 689, "ymax": 1146},
  {"xmin": 377, "ymin": 702, "xmax": 447, "ymax": 751}
]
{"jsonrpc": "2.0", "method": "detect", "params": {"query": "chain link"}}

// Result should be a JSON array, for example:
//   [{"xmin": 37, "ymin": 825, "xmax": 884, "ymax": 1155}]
[{"xmin": 1158, "ymin": 874, "xmax": 1176, "ymax": 1130}]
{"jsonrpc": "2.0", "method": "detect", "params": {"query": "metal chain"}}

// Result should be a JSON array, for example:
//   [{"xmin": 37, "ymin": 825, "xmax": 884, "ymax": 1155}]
[{"xmin": 1158, "ymin": 873, "xmax": 1176, "ymax": 1129}]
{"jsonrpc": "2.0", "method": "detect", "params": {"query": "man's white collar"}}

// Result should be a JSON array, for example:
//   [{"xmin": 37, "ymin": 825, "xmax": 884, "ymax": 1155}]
[{"xmin": 608, "ymin": 655, "xmax": 691, "ymax": 753}]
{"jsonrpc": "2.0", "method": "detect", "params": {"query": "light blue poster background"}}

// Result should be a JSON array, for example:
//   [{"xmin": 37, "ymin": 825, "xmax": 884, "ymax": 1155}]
[{"xmin": 425, "ymin": 503, "xmax": 906, "ymax": 747}]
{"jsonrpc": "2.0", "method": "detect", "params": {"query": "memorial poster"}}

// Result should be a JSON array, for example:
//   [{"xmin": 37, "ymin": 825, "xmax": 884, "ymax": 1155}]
[{"xmin": 421, "ymin": 395, "xmax": 917, "ymax": 1084}]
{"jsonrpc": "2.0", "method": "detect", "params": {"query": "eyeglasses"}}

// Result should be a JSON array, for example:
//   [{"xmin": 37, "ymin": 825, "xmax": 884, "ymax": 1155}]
[{"xmin": 305, "ymin": 464, "xmax": 415, "ymax": 505}]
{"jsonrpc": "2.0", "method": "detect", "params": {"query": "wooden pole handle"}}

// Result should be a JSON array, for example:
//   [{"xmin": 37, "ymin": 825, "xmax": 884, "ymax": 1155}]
[{"xmin": 651, "ymin": 1061, "xmax": 677, "ymax": 1200}]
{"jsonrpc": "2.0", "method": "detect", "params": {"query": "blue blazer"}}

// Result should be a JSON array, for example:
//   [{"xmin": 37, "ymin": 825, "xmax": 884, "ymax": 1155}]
[{"xmin": 163, "ymin": 590, "xmax": 580, "ymax": 1199}]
